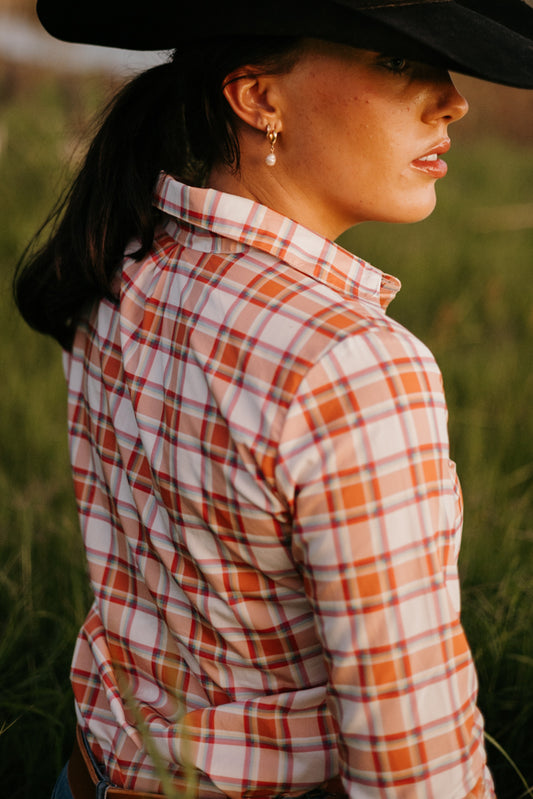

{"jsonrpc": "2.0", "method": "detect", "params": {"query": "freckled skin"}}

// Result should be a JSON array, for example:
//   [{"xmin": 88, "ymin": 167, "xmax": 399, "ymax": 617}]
[
  {"xmin": 269, "ymin": 42, "xmax": 468, "ymax": 237},
  {"xmin": 210, "ymin": 40, "xmax": 469, "ymax": 240}
]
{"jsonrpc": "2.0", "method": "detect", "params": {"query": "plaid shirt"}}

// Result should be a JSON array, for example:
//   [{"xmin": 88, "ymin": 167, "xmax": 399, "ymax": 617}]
[{"xmin": 65, "ymin": 174, "xmax": 494, "ymax": 798}]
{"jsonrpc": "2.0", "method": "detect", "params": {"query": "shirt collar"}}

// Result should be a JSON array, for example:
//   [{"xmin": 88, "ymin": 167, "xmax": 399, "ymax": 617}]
[{"xmin": 154, "ymin": 174, "xmax": 400, "ymax": 311}]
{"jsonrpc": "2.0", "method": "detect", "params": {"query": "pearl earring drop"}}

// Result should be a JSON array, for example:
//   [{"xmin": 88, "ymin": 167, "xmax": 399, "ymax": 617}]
[{"xmin": 265, "ymin": 124, "xmax": 278, "ymax": 166}]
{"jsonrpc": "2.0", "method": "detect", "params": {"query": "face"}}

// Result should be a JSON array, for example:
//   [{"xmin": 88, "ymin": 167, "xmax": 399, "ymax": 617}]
[{"xmin": 271, "ymin": 40, "xmax": 469, "ymax": 238}]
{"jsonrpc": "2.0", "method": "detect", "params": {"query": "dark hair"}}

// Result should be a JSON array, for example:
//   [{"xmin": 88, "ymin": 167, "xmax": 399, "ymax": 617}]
[{"xmin": 13, "ymin": 36, "xmax": 301, "ymax": 350}]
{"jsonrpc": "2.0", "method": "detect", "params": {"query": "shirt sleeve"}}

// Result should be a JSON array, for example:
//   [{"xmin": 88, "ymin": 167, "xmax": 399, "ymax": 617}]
[{"xmin": 276, "ymin": 324, "xmax": 494, "ymax": 799}]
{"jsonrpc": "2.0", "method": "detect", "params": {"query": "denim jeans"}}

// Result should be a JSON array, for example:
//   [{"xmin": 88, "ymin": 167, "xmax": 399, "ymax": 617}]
[{"xmin": 50, "ymin": 763, "xmax": 74, "ymax": 799}]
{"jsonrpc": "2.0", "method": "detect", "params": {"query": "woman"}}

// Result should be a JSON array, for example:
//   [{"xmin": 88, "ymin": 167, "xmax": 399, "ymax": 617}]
[{"xmin": 14, "ymin": 1, "xmax": 533, "ymax": 798}]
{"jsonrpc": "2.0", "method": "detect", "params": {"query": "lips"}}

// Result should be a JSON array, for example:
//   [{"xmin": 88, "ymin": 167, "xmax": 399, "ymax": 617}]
[{"xmin": 411, "ymin": 138, "xmax": 451, "ymax": 178}]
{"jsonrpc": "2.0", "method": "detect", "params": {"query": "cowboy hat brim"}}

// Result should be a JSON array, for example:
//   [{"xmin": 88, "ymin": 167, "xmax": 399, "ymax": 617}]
[{"xmin": 35, "ymin": 0, "xmax": 533, "ymax": 89}]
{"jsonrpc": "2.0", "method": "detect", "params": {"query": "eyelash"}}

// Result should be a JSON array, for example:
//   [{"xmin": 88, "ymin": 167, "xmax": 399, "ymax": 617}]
[{"xmin": 381, "ymin": 56, "xmax": 410, "ymax": 75}]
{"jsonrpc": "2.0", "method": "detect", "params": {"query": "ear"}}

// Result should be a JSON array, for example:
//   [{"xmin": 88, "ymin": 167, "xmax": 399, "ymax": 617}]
[{"xmin": 222, "ymin": 68, "xmax": 282, "ymax": 134}]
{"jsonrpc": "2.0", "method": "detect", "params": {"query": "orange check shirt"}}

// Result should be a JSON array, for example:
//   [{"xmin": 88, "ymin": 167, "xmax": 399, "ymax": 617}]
[{"xmin": 65, "ymin": 174, "xmax": 494, "ymax": 798}]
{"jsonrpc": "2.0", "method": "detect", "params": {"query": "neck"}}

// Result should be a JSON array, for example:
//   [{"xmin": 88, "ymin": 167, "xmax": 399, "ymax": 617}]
[{"xmin": 206, "ymin": 160, "xmax": 344, "ymax": 241}]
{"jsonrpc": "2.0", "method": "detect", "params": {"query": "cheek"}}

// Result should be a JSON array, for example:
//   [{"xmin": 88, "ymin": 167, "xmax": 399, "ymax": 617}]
[{"xmin": 284, "ymin": 84, "xmax": 411, "ymax": 184}]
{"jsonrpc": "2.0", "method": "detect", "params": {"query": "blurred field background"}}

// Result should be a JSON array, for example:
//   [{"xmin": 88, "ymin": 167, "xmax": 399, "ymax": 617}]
[{"xmin": 1, "ymin": 2, "xmax": 532, "ymax": 797}]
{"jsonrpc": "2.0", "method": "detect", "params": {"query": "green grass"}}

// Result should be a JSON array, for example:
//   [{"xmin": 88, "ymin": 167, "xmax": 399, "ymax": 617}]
[
  {"xmin": 1, "ymin": 67, "xmax": 532, "ymax": 798},
  {"xmin": 0, "ymin": 67, "xmax": 102, "ymax": 797}
]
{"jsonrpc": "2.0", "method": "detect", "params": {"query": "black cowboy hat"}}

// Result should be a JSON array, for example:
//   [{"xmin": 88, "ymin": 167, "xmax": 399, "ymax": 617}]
[{"xmin": 36, "ymin": 0, "xmax": 533, "ymax": 89}]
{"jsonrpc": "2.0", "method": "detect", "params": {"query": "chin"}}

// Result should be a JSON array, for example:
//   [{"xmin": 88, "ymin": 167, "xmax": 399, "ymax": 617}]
[
  {"xmin": 339, "ymin": 191, "xmax": 438, "ymax": 232},
  {"xmin": 389, "ymin": 192, "xmax": 437, "ymax": 224}
]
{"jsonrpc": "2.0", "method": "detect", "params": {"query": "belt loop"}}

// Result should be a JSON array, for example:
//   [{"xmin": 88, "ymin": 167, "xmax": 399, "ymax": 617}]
[
  {"xmin": 96, "ymin": 781, "xmax": 110, "ymax": 799},
  {"xmin": 81, "ymin": 726, "xmax": 112, "ymax": 799},
  {"xmin": 70, "ymin": 724, "xmax": 112, "ymax": 799}
]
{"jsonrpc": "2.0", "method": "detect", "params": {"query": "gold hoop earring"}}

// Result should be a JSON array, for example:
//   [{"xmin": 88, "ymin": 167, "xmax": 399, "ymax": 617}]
[{"xmin": 265, "ymin": 124, "xmax": 278, "ymax": 166}]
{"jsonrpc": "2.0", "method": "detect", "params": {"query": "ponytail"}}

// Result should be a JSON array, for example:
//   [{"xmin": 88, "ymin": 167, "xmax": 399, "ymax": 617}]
[
  {"xmin": 14, "ymin": 60, "xmax": 188, "ymax": 350},
  {"xmin": 13, "ymin": 38, "xmax": 301, "ymax": 350}
]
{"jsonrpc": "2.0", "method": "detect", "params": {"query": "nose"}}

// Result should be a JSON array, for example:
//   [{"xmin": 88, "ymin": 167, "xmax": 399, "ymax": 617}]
[{"xmin": 422, "ymin": 71, "xmax": 469, "ymax": 125}]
